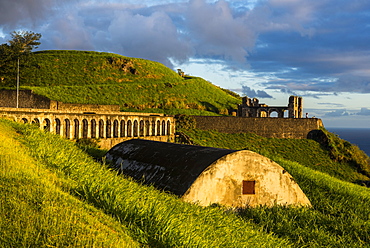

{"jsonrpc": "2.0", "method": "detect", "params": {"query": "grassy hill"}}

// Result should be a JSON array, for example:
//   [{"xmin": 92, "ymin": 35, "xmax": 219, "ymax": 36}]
[
  {"xmin": 1, "ymin": 50, "xmax": 240, "ymax": 115},
  {"xmin": 2, "ymin": 119, "xmax": 370, "ymax": 247},
  {"xmin": 0, "ymin": 119, "xmax": 289, "ymax": 247},
  {"xmin": 2, "ymin": 50, "xmax": 370, "ymax": 247}
]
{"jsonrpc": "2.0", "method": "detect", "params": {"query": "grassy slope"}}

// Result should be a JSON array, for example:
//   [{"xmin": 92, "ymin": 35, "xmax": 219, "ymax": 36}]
[
  {"xmin": 182, "ymin": 129, "xmax": 370, "ymax": 182},
  {"xmin": 0, "ymin": 119, "xmax": 289, "ymax": 247},
  {"xmin": 8, "ymin": 50, "xmax": 240, "ymax": 115},
  {"xmin": 181, "ymin": 128, "xmax": 370, "ymax": 247}
]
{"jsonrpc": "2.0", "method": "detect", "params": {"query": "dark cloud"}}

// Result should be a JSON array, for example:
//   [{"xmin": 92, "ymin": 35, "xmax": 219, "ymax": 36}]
[
  {"xmin": 241, "ymin": 85, "xmax": 273, "ymax": 98},
  {"xmin": 1, "ymin": 0, "xmax": 370, "ymax": 95}
]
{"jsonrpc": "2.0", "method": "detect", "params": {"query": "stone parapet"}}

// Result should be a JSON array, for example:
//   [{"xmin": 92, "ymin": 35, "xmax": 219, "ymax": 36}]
[{"xmin": 193, "ymin": 116, "xmax": 323, "ymax": 139}]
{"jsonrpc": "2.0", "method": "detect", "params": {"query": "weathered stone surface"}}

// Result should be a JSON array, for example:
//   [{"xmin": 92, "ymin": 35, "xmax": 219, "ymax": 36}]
[
  {"xmin": 106, "ymin": 139, "xmax": 311, "ymax": 208},
  {"xmin": 194, "ymin": 116, "xmax": 323, "ymax": 139}
]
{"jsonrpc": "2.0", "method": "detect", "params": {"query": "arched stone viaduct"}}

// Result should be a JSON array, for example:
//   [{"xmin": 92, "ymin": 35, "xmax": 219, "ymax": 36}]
[{"xmin": 0, "ymin": 108, "xmax": 175, "ymax": 149}]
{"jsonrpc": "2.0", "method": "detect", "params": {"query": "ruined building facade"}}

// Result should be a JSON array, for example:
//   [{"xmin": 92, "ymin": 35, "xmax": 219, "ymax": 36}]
[{"xmin": 237, "ymin": 96, "xmax": 303, "ymax": 118}]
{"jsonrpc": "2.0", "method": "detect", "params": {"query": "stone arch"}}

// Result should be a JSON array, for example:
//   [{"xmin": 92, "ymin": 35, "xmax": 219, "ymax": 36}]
[
  {"xmin": 162, "ymin": 120, "xmax": 166, "ymax": 136},
  {"xmin": 151, "ymin": 120, "xmax": 156, "ymax": 136},
  {"xmin": 257, "ymin": 109, "xmax": 268, "ymax": 117},
  {"xmin": 157, "ymin": 120, "xmax": 161, "ymax": 136},
  {"xmin": 106, "ymin": 120, "xmax": 112, "ymax": 138},
  {"xmin": 55, "ymin": 118, "xmax": 61, "ymax": 135},
  {"xmin": 120, "ymin": 120, "xmax": 126, "ymax": 137},
  {"xmin": 99, "ymin": 120, "xmax": 104, "ymax": 138},
  {"xmin": 139, "ymin": 120, "xmax": 145, "ymax": 137},
  {"xmin": 167, "ymin": 120, "xmax": 171, "ymax": 135},
  {"xmin": 113, "ymin": 120, "xmax": 119, "ymax": 138},
  {"xmin": 82, "ymin": 119, "xmax": 88, "ymax": 138},
  {"xmin": 91, "ymin": 119, "xmax": 97, "ymax": 138},
  {"xmin": 64, "ymin": 119, "xmax": 71, "ymax": 139},
  {"xmin": 133, "ymin": 120, "xmax": 139, "ymax": 137},
  {"xmin": 21, "ymin": 118, "xmax": 28, "ymax": 123},
  {"xmin": 32, "ymin": 118, "xmax": 40, "ymax": 127},
  {"xmin": 74, "ymin": 119, "xmax": 80, "ymax": 139},
  {"xmin": 269, "ymin": 110, "xmax": 278, "ymax": 118},
  {"xmin": 127, "ymin": 120, "xmax": 132, "ymax": 137},
  {"xmin": 145, "ymin": 120, "xmax": 150, "ymax": 136},
  {"xmin": 43, "ymin": 118, "xmax": 51, "ymax": 132}
]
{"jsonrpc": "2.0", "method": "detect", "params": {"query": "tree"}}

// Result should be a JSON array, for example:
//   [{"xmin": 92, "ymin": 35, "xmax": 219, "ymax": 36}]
[
  {"xmin": 0, "ymin": 31, "xmax": 41, "ymax": 107},
  {"xmin": 8, "ymin": 31, "xmax": 41, "ymax": 55}
]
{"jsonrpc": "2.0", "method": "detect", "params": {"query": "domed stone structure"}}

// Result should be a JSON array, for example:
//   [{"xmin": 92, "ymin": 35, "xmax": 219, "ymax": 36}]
[{"xmin": 105, "ymin": 139, "xmax": 311, "ymax": 208}]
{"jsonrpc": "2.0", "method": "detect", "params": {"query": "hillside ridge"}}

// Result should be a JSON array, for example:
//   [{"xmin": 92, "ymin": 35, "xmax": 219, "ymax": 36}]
[{"xmin": 1, "ymin": 50, "xmax": 240, "ymax": 116}]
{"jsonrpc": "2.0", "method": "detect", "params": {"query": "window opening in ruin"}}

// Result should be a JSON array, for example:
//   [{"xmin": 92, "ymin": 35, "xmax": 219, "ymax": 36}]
[
  {"xmin": 113, "ymin": 120, "xmax": 119, "ymax": 138},
  {"xmin": 106, "ymin": 120, "xmax": 112, "ymax": 138},
  {"xmin": 133, "ymin": 120, "xmax": 138, "ymax": 137},
  {"xmin": 32, "ymin": 118, "xmax": 40, "ymax": 127},
  {"xmin": 120, "ymin": 120, "xmax": 125, "ymax": 137},
  {"xmin": 82, "ymin": 119, "xmax": 88, "ymax": 139},
  {"xmin": 55, "ymin": 118, "xmax": 61, "ymax": 135},
  {"xmin": 145, "ymin": 120, "xmax": 150, "ymax": 136},
  {"xmin": 167, "ymin": 120, "xmax": 171, "ymax": 135},
  {"xmin": 43, "ymin": 118, "xmax": 51, "ymax": 132},
  {"xmin": 270, "ymin": 111, "xmax": 278, "ymax": 118},
  {"xmin": 157, "ymin": 120, "xmax": 161, "ymax": 136},
  {"xmin": 99, "ymin": 120, "xmax": 104, "ymax": 138},
  {"xmin": 259, "ymin": 111, "xmax": 267, "ymax": 117},
  {"xmin": 64, "ymin": 119, "xmax": 70, "ymax": 139},
  {"xmin": 242, "ymin": 180, "xmax": 256, "ymax": 194},
  {"xmin": 21, "ymin": 118, "xmax": 28, "ymax": 123},
  {"xmin": 74, "ymin": 119, "xmax": 79, "ymax": 139},
  {"xmin": 139, "ymin": 120, "xmax": 144, "ymax": 137},
  {"xmin": 127, "ymin": 120, "xmax": 132, "ymax": 137},
  {"xmin": 162, "ymin": 120, "xmax": 166, "ymax": 136},
  {"xmin": 91, "ymin": 119, "xmax": 96, "ymax": 138},
  {"xmin": 151, "ymin": 120, "xmax": 156, "ymax": 136}
]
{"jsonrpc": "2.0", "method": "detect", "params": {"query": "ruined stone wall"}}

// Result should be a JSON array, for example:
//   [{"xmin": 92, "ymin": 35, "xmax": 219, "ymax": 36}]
[
  {"xmin": 0, "ymin": 89, "xmax": 52, "ymax": 109},
  {"xmin": 55, "ymin": 102, "xmax": 120, "ymax": 112},
  {"xmin": 193, "ymin": 116, "xmax": 323, "ymax": 139},
  {"xmin": 0, "ymin": 89, "xmax": 120, "ymax": 112}
]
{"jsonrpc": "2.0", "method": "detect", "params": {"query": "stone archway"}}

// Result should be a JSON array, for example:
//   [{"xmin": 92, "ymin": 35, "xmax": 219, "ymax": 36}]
[
  {"xmin": 82, "ymin": 119, "xmax": 88, "ymax": 138},
  {"xmin": 64, "ymin": 119, "xmax": 71, "ymax": 139},
  {"xmin": 55, "ymin": 118, "xmax": 61, "ymax": 135},
  {"xmin": 74, "ymin": 119, "xmax": 80, "ymax": 139},
  {"xmin": 43, "ymin": 118, "xmax": 51, "ymax": 131}
]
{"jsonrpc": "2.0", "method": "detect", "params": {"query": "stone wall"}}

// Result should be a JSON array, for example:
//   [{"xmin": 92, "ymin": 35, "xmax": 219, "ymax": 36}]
[
  {"xmin": 0, "ymin": 89, "xmax": 120, "ymax": 112},
  {"xmin": 52, "ymin": 102, "xmax": 120, "ymax": 112},
  {"xmin": 193, "ymin": 116, "xmax": 323, "ymax": 139},
  {"xmin": 0, "ymin": 89, "xmax": 52, "ymax": 109}
]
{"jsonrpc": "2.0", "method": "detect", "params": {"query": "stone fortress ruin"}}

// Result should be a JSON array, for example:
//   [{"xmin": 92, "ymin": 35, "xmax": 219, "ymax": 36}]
[
  {"xmin": 237, "ymin": 95, "xmax": 303, "ymax": 118},
  {"xmin": 0, "ymin": 89, "xmax": 318, "ymax": 207},
  {"xmin": 0, "ymin": 89, "xmax": 322, "ymax": 144}
]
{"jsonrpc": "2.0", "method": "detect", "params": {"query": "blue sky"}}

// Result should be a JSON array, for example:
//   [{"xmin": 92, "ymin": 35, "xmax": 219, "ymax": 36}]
[{"xmin": 1, "ymin": 0, "xmax": 370, "ymax": 128}]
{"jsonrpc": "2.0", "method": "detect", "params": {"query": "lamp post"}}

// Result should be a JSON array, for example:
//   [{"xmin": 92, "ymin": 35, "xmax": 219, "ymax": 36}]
[{"xmin": 16, "ymin": 57, "xmax": 19, "ymax": 108}]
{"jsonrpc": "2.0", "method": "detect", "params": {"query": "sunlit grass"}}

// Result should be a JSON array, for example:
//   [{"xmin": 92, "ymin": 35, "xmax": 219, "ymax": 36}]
[{"xmin": 0, "ymin": 119, "xmax": 289, "ymax": 247}]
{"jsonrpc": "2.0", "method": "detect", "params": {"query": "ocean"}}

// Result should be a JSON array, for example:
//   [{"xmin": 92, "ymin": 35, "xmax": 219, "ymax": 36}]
[{"xmin": 327, "ymin": 128, "xmax": 370, "ymax": 156}]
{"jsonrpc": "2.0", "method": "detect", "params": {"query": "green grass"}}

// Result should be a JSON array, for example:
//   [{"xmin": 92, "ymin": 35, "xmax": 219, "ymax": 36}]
[
  {"xmin": 0, "ymin": 119, "xmax": 139, "ymax": 247},
  {"xmin": 177, "ymin": 128, "xmax": 370, "ymax": 247},
  {"xmin": 0, "ymin": 119, "xmax": 289, "ymax": 247},
  {"xmin": 1, "ymin": 50, "xmax": 240, "ymax": 115},
  {"xmin": 239, "ymin": 157, "xmax": 370, "ymax": 247},
  {"xmin": 181, "ymin": 128, "xmax": 370, "ymax": 183}
]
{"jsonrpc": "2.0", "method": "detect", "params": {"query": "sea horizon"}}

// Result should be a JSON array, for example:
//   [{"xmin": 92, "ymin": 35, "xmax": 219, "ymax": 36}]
[{"xmin": 326, "ymin": 127, "xmax": 370, "ymax": 156}]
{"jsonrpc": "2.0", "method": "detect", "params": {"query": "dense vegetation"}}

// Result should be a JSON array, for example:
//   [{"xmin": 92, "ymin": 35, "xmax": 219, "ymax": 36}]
[
  {"xmin": 1, "ymin": 49, "xmax": 370, "ymax": 247},
  {"xmin": 0, "ymin": 119, "xmax": 288, "ymax": 247},
  {"xmin": 0, "ymin": 50, "xmax": 240, "ymax": 115}
]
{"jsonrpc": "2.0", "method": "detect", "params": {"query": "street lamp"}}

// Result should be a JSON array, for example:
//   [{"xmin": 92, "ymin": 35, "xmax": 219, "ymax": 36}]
[{"xmin": 16, "ymin": 57, "xmax": 19, "ymax": 108}]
